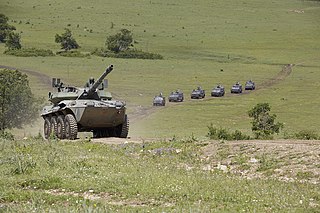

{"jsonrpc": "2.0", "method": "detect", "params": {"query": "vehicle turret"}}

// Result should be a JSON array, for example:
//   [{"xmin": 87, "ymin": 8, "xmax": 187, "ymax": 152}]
[
  {"xmin": 42, "ymin": 64, "xmax": 128, "ymax": 140},
  {"xmin": 49, "ymin": 65, "xmax": 113, "ymax": 105}
]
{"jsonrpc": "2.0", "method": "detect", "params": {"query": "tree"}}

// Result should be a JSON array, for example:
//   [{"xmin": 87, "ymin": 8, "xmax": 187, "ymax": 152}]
[
  {"xmin": 0, "ymin": 13, "xmax": 16, "ymax": 43},
  {"xmin": 0, "ymin": 69, "xmax": 40, "ymax": 132},
  {"xmin": 5, "ymin": 32, "xmax": 21, "ymax": 50},
  {"xmin": 55, "ymin": 28, "xmax": 79, "ymax": 51},
  {"xmin": 106, "ymin": 29, "xmax": 133, "ymax": 53},
  {"xmin": 248, "ymin": 103, "xmax": 284, "ymax": 139}
]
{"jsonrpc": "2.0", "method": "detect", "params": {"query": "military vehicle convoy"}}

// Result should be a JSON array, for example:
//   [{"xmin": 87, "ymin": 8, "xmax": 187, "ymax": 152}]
[
  {"xmin": 245, "ymin": 80, "xmax": 256, "ymax": 90},
  {"xmin": 191, "ymin": 86, "xmax": 205, "ymax": 99},
  {"xmin": 211, "ymin": 85, "xmax": 225, "ymax": 97},
  {"xmin": 153, "ymin": 93, "xmax": 166, "ymax": 106},
  {"xmin": 169, "ymin": 90, "xmax": 184, "ymax": 102},
  {"xmin": 230, "ymin": 82, "xmax": 243, "ymax": 94},
  {"xmin": 41, "ymin": 65, "xmax": 129, "ymax": 140}
]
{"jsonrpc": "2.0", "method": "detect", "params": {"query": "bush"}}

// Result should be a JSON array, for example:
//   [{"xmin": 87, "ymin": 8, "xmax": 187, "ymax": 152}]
[
  {"xmin": 231, "ymin": 130, "xmax": 251, "ymax": 140},
  {"xmin": 56, "ymin": 50, "xmax": 89, "ymax": 57},
  {"xmin": 294, "ymin": 130, "xmax": 318, "ymax": 140},
  {"xmin": 55, "ymin": 28, "xmax": 79, "ymax": 51},
  {"xmin": 92, "ymin": 48, "xmax": 163, "ymax": 60},
  {"xmin": 4, "ymin": 47, "xmax": 54, "ymax": 57},
  {"xmin": 248, "ymin": 103, "xmax": 283, "ymax": 139},
  {"xmin": 0, "ymin": 131, "xmax": 14, "ymax": 140},
  {"xmin": 207, "ymin": 124, "xmax": 250, "ymax": 140}
]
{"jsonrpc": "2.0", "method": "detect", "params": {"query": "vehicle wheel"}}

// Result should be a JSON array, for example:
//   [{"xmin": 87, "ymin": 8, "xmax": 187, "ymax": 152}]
[
  {"xmin": 44, "ymin": 117, "xmax": 51, "ymax": 139},
  {"xmin": 119, "ymin": 114, "xmax": 129, "ymax": 138},
  {"xmin": 50, "ymin": 116, "xmax": 58, "ymax": 137},
  {"xmin": 108, "ymin": 128, "xmax": 117, "ymax": 137},
  {"xmin": 57, "ymin": 115, "xmax": 66, "ymax": 139},
  {"xmin": 93, "ymin": 130, "xmax": 101, "ymax": 138},
  {"xmin": 65, "ymin": 114, "xmax": 78, "ymax": 140}
]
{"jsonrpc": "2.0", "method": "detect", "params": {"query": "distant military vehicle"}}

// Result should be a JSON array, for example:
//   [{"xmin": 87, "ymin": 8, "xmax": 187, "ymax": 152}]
[
  {"xmin": 153, "ymin": 93, "xmax": 166, "ymax": 106},
  {"xmin": 191, "ymin": 86, "xmax": 205, "ymax": 99},
  {"xmin": 211, "ymin": 85, "xmax": 225, "ymax": 97},
  {"xmin": 245, "ymin": 80, "xmax": 255, "ymax": 90},
  {"xmin": 169, "ymin": 90, "xmax": 184, "ymax": 102},
  {"xmin": 231, "ymin": 82, "xmax": 242, "ymax": 93},
  {"xmin": 41, "ymin": 65, "xmax": 129, "ymax": 139}
]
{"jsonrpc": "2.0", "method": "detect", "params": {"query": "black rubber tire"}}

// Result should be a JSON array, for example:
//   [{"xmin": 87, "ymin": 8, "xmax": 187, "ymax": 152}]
[
  {"xmin": 44, "ymin": 117, "xmax": 51, "ymax": 139},
  {"xmin": 93, "ymin": 130, "xmax": 101, "ymax": 138},
  {"xmin": 119, "ymin": 114, "xmax": 129, "ymax": 138},
  {"xmin": 65, "ymin": 114, "xmax": 78, "ymax": 140},
  {"xmin": 50, "ymin": 116, "xmax": 58, "ymax": 137},
  {"xmin": 57, "ymin": 115, "xmax": 65, "ymax": 139}
]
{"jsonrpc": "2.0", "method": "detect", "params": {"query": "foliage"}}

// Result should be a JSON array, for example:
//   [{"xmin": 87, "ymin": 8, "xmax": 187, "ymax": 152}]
[
  {"xmin": 0, "ymin": 138, "xmax": 319, "ymax": 212},
  {"xmin": 0, "ymin": 130, "xmax": 14, "ymax": 140},
  {"xmin": 0, "ymin": 69, "xmax": 40, "ymax": 131},
  {"xmin": 92, "ymin": 48, "xmax": 163, "ymax": 60},
  {"xmin": 4, "ymin": 47, "xmax": 54, "ymax": 57},
  {"xmin": 294, "ymin": 130, "xmax": 318, "ymax": 140},
  {"xmin": 0, "ymin": 13, "xmax": 16, "ymax": 43},
  {"xmin": 5, "ymin": 32, "xmax": 21, "ymax": 50},
  {"xmin": 56, "ymin": 50, "xmax": 89, "ymax": 57},
  {"xmin": 207, "ymin": 124, "xmax": 250, "ymax": 140},
  {"xmin": 248, "ymin": 103, "xmax": 284, "ymax": 139},
  {"xmin": 106, "ymin": 29, "xmax": 133, "ymax": 53},
  {"xmin": 55, "ymin": 28, "xmax": 79, "ymax": 51}
]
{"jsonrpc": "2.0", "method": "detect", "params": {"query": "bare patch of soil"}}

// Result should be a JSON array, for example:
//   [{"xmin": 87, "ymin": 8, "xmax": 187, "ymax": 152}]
[
  {"xmin": 44, "ymin": 189, "xmax": 174, "ymax": 207},
  {"xmin": 201, "ymin": 139, "xmax": 320, "ymax": 184}
]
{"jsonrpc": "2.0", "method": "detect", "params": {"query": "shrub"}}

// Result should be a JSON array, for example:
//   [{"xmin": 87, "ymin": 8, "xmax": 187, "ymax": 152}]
[
  {"xmin": 5, "ymin": 32, "xmax": 21, "ymax": 50},
  {"xmin": 4, "ymin": 47, "xmax": 54, "ymax": 57},
  {"xmin": 294, "ymin": 130, "xmax": 318, "ymax": 140},
  {"xmin": 248, "ymin": 103, "xmax": 284, "ymax": 139},
  {"xmin": 55, "ymin": 28, "xmax": 79, "ymax": 51},
  {"xmin": 207, "ymin": 124, "xmax": 250, "ymax": 140},
  {"xmin": 56, "ymin": 50, "xmax": 89, "ymax": 57},
  {"xmin": 231, "ymin": 130, "xmax": 251, "ymax": 140},
  {"xmin": 106, "ymin": 28, "xmax": 133, "ymax": 53},
  {"xmin": 91, "ymin": 48, "xmax": 163, "ymax": 60},
  {"xmin": 0, "ymin": 131, "xmax": 14, "ymax": 140}
]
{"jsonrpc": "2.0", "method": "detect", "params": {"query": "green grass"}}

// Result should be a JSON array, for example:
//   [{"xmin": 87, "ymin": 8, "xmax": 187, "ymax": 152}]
[
  {"xmin": 0, "ymin": 0, "xmax": 319, "ymax": 139},
  {"xmin": 0, "ymin": 138, "xmax": 319, "ymax": 212}
]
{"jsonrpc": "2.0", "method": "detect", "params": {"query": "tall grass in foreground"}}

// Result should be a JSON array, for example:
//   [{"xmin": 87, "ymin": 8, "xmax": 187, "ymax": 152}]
[{"xmin": 0, "ymin": 138, "xmax": 319, "ymax": 212}]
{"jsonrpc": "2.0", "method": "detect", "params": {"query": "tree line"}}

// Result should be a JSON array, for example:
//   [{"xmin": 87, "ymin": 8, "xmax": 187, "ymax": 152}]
[{"xmin": 1, "ymin": 13, "xmax": 162, "ymax": 59}]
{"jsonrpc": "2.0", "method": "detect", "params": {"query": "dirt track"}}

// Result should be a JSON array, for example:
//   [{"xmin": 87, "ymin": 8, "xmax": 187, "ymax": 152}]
[{"xmin": 0, "ymin": 63, "xmax": 293, "ymax": 125}]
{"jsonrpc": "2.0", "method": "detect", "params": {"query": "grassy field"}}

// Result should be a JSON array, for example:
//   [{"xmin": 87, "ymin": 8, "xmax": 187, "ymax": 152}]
[
  {"xmin": 0, "ymin": 0, "xmax": 319, "ymax": 139},
  {"xmin": 0, "ymin": 1, "xmax": 320, "ymax": 211},
  {"xmin": 0, "ymin": 137, "xmax": 319, "ymax": 212}
]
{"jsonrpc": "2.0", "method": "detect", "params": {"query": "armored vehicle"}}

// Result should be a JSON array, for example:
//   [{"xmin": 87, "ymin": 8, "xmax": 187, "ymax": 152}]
[
  {"xmin": 211, "ymin": 85, "xmax": 225, "ymax": 97},
  {"xmin": 191, "ymin": 86, "xmax": 205, "ymax": 99},
  {"xmin": 153, "ymin": 93, "xmax": 166, "ymax": 106},
  {"xmin": 169, "ymin": 90, "xmax": 184, "ymax": 102},
  {"xmin": 41, "ymin": 65, "xmax": 129, "ymax": 139},
  {"xmin": 245, "ymin": 80, "xmax": 255, "ymax": 90},
  {"xmin": 231, "ymin": 82, "xmax": 242, "ymax": 93}
]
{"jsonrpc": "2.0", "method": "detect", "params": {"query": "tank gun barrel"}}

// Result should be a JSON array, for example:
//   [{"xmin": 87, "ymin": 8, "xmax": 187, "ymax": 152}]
[{"xmin": 88, "ymin": 65, "xmax": 113, "ymax": 95}]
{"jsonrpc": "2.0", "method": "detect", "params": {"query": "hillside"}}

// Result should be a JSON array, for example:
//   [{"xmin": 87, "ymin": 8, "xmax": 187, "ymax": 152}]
[
  {"xmin": 0, "ymin": 0, "xmax": 319, "ymax": 138},
  {"xmin": 0, "ymin": 0, "xmax": 320, "ymax": 211},
  {"xmin": 0, "ymin": 137, "xmax": 319, "ymax": 211}
]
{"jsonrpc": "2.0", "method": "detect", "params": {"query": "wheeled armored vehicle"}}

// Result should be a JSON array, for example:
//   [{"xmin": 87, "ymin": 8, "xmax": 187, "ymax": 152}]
[
  {"xmin": 211, "ymin": 85, "xmax": 225, "ymax": 97},
  {"xmin": 245, "ymin": 80, "xmax": 255, "ymax": 90},
  {"xmin": 153, "ymin": 93, "xmax": 166, "ymax": 106},
  {"xmin": 191, "ymin": 86, "xmax": 205, "ymax": 99},
  {"xmin": 231, "ymin": 82, "xmax": 242, "ymax": 93},
  {"xmin": 169, "ymin": 90, "xmax": 184, "ymax": 102},
  {"xmin": 41, "ymin": 65, "xmax": 129, "ymax": 139}
]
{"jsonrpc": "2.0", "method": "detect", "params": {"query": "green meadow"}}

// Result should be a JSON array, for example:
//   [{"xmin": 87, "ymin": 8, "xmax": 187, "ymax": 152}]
[
  {"xmin": 1, "ymin": 1, "xmax": 320, "ymax": 211},
  {"xmin": 0, "ymin": 0, "xmax": 319, "ymax": 138}
]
